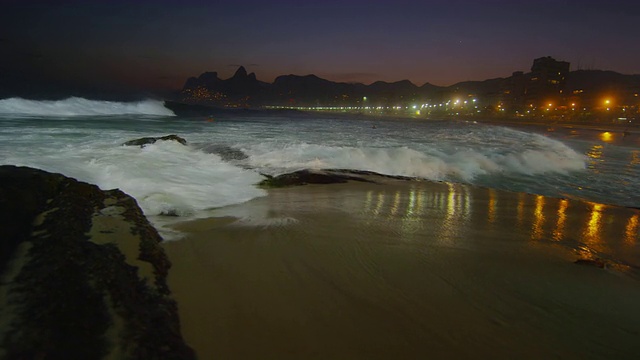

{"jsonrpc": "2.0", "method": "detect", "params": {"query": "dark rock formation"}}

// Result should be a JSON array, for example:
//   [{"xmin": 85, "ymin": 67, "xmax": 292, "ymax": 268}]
[
  {"xmin": 0, "ymin": 165, "xmax": 195, "ymax": 359},
  {"xmin": 200, "ymin": 144, "xmax": 249, "ymax": 162},
  {"xmin": 123, "ymin": 134, "xmax": 187, "ymax": 147},
  {"xmin": 258, "ymin": 169, "xmax": 416, "ymax": 188},
  {"xmin": 574, "ymin": 258, "xmax": 607, "ymax": 269}
]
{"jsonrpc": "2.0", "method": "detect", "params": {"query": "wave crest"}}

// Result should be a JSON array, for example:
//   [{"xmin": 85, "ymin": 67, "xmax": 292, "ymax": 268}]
[
  {"xmin": 244, "ymin": 137, "xmax": 586, "ymax": 182},
  {"xmin": 0, "ymin": 97, "xmax": 175, "ymax": 116}
]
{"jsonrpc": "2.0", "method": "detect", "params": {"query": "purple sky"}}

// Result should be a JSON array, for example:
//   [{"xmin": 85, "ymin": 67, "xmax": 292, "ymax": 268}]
[{"xmin": 2, "ymin": 0, "xmax": 640, "ymax": 95}]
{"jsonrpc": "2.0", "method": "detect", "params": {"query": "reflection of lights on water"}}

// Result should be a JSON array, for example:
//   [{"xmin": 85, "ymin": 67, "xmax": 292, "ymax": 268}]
[
  {"xmin": 407, "ymin": 189, "xmax": 416, "ymax": 216},
  {"xmin": 584, "ymin": 203, "xmax": 604, "ymax": 249},
  {"xmin": 587, "ymin": 204, "xmax": 603, "ymax": 237},
  {"xmin": 531, "ymin": 195, "xmax": 545, "ymax": 240},
  {"xmin": 587, "ymin": 145, "xmax": 603, "ymax": 159},
  {"xmin": 464, "ymin": 187, "xmax": 470, "ymax": 218},
  {"xmin": 373, "ymin": 192, "xmax": 385, "ymax": 216},
  {"xmin": 553, "ymin": 199, "xmax": 568, "ymax": 241},
  {"xmin": 600, "ymin": 131, "xmax": 613, "ymax": 142},
  {"xmin": 443, "ymin": 184, "xmax": 471, "ymax": 222},
  {"xmin": 488, "ymin": 189, "xmax": 497, "ymax": 223},
  {"xmin": 436, "ymin": 191, "xmax": 444, "ymax": 210},
  {"xmin": 587, "ymin": 145, "xmax": 604, "ymax": 174},
  {"xmin": 447, "ymin": 184, "xmax": 456, "ymax": 219},
  {"xmin": 390, "ymin": 191, "xmax": 401, "ymax": 217},
  {"xmin": 415, "ymin": 189, "xmax": 425, "ymax": 216},
  {"xmin": 440, "ymin": 183, "xmax": 469, "ymax": 242},
  {"xmin": 626, "ymin": 214, "xmax": 639, "ymax": 244}
]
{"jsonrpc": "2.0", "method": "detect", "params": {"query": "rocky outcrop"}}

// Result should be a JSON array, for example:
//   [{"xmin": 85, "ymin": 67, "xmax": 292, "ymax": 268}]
[
  {"xmin": 258, "ymin": 169, "xmax": 415, "ymax": 188},
  {"xmin": 0, "ymin": 166, "xmax": 195, "ymax": 359},
  {"xmin": 122, "ymin": 134, "xmax": 187, "ymax": 147}
]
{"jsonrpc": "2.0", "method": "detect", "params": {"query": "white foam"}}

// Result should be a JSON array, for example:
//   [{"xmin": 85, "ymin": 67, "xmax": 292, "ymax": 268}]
[
  {"xmin": 3, "ymin": 140, "xmax": 265, "ymax": 218},
  {"xmin": 0, "ymin": 97, "xmax": 175, "ymax": 117},
  {"xmin": 243, "ymin": 133, "xmax": 586, "ymax": 182}
]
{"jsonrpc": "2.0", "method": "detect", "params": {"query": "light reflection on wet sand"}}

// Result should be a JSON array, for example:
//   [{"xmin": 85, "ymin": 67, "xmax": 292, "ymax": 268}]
[{"xmin": 165, "ymin": 181, "xmax": 640, "ymax": 359}]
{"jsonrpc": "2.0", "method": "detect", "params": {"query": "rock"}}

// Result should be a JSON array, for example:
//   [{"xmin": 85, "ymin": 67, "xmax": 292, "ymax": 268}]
[
  {"xmin": 0, "ymin": 165, "xmax": 195, "ymax": 359},
  {"xmin": 258, "ymin": 169, "xmax": 418, "ymax": 188},
  {"xmin": 574, "ymin": 258, "xmax": 607, "ymax": 269},
  {"xmin": 201, "ymin": 144, "xmax": 249, "ymax": 161},
  {"xmin": 258, "ymin": 169, "xmax": 382, "ymax": 188},
  {"xmin": 122, "ymin": 134, "xmax": 187, "ymax": 147}
]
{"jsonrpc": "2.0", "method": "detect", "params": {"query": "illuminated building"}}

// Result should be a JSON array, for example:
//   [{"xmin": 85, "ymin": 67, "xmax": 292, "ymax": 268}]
[{"xmin": 526, "ymin": 56, "xmax": 570, "ymax": 105}]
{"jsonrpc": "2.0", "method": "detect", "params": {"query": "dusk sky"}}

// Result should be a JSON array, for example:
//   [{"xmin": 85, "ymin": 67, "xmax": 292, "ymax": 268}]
[{"xmin": 2, "ymin": 0, "xmax": 640, "ymax": 97}]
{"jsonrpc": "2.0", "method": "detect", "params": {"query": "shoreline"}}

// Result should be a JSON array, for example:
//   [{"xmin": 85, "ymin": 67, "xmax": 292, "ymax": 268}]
[
  {"xmin": 298, "ymin": 108, "xmax": 640, "ymax": 132},
  {"xmin": 163, "ymin": 178, "xmax": 640, "ymax": 359},
  {"xmin": 162, "ymin": 102, "xmax": 639, "ymax": 133}
]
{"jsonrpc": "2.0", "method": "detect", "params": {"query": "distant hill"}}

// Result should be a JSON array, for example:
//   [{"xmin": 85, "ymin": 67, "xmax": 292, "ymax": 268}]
[
  {"xmin": 178, "ymin": 68, "xmax": 443, "ymax": 106},
  {"xmin": 176, "ymin": 62, "xmax": 640, "ymax": 108}
]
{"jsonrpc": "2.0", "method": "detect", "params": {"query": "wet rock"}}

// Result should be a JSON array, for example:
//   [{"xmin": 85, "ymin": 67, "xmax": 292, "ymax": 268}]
[
  {"xmin": 574, "ymin": 258, "xmax": 607, "ymax": 269},
  {"xmin": 259, "ymin": 170, "xmax": 398, "ymax": 188},
  {"xmin": 123, "ymin": 134, "xmax": 187, "ymax": 147},
  {"xmin": 0, "ymin": 165, "xmax": 195, "ymax": 359},
  {"xmin": 201, "ymin": 144, "xmax": 249, "ymax": 161}
]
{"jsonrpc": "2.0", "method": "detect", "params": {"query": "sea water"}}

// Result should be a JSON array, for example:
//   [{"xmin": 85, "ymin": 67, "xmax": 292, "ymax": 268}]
[{"xmin": 1, "ymin": 97, "xmax": 638, "ymax": 236}]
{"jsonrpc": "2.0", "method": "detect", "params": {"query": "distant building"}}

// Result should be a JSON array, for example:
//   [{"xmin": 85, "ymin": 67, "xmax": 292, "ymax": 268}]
[
  {"xmin": 526, "ymin": 56, "xmax": 570, "ymax": 104},
  {"xmin": 505, "ymin": 71, "xmax": 527, "ymax": 111}
]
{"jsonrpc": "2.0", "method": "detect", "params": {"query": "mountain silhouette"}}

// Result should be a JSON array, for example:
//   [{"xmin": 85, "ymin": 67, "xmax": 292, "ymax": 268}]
[{"xmin": 178, "ymin": 58, "xmax": 640, "ymax": 109}]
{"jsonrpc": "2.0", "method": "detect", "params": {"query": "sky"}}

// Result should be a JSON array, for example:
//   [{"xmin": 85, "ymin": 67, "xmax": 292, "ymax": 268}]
[{"xmin": 2, "ymin": 0, "xmax": 640, "ymax": 98}]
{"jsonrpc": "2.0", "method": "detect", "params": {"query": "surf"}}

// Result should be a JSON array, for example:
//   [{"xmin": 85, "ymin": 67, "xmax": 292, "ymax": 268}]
[{"xmin": 0, "ymin": 97, "xmax": 175, "ymax": 117}]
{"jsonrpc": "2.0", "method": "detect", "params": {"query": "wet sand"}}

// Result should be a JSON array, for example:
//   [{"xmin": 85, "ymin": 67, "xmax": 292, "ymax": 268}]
[{"xmin": 163, "ymin": 181, "xmax": 640, "ymax": 359}]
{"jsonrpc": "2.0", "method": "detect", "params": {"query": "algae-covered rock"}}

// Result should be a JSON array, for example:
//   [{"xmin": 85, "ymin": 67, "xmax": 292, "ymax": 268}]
[{"xmin": 0, "ymin": 165, "xmax": 195, "ymax": 360}]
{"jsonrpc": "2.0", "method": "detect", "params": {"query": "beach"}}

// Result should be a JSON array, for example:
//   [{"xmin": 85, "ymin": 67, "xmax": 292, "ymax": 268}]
[
  {"xmin": 2, "ymin": 99, "xmax": 639, "ymax": 358},
  {"xmin": 164, "ymin": 179, "xmax": 640, "ymax": 359}
]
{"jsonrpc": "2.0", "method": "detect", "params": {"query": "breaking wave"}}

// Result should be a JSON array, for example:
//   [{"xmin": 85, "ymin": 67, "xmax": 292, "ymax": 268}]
[
  {"xmin": 0, "ymin": 97, "xmax": 175, "ymax": 117},
  {"xmin": 243, "ymin": 135, "xmax": 586, "ymax": 182}
]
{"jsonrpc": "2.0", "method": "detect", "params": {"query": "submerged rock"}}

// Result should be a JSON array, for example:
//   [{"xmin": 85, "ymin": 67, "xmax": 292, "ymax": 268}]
[
  {"xmin": 0, "ymin": 165, "xmax": 195, "ymax": 359},
  {"xmin": 201, "ymin": 144, "xmax": 249, "ymax": 162},
  {"xmin": 123, "ymin": 134, "xmax": 187, "ymax": 147}
]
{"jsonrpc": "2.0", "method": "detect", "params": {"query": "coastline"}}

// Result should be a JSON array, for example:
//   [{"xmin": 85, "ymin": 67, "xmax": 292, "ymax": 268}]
[
  {"xmin": 296, "ymin": 108, "xmax": 639, "ymax": 132},
  {"xmin": 163, "ymin": 177, "xmax": 640, "ymax": 359}
]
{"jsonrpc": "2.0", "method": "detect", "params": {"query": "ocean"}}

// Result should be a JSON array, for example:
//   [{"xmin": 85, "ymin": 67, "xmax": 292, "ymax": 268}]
[
  {"xmin": 3, "ymin": 97, "xmax": 640, "ymax": 358},
  {"xmin": 1, "ymin": 97, "xmax": 638, "ymax": 236}
]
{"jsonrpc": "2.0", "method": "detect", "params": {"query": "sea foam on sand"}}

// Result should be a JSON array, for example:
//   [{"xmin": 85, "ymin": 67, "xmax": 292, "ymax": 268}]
[{"xmin": 164, "ymin": 179, "xmax": 640, "ymax": 359}]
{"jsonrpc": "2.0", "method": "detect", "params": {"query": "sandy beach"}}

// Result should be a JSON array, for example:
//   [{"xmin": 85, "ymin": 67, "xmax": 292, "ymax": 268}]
[{"xmin": 163, "ymin": 180, "xmax": 640, "ymax": 359}]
